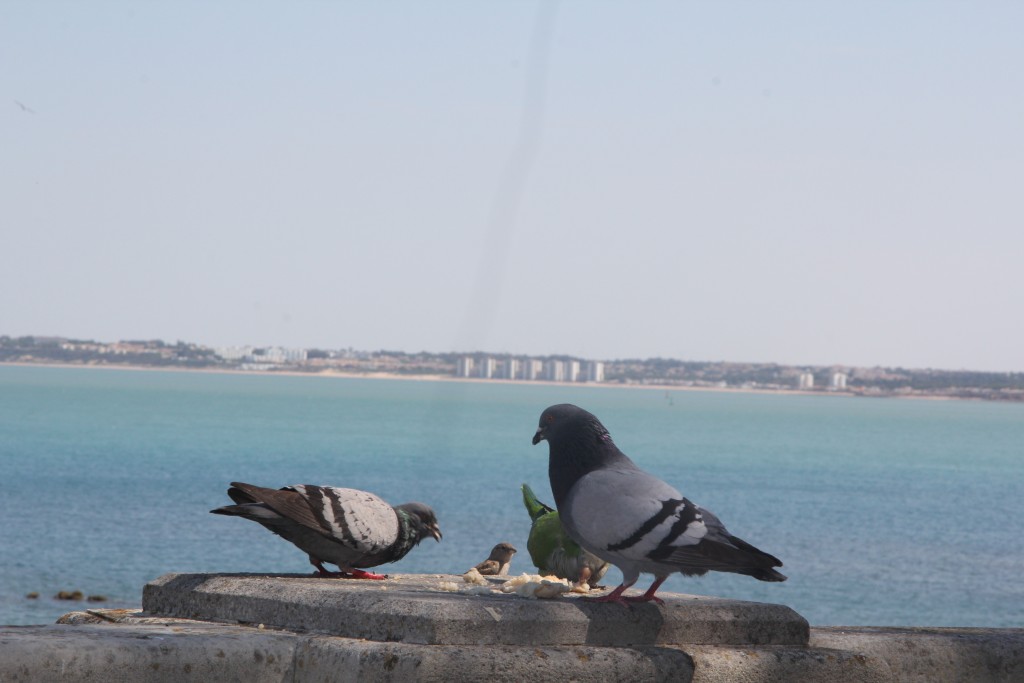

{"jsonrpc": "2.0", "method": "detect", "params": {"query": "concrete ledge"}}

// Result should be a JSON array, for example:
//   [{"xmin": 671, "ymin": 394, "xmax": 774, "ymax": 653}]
[
  {"xmin": 5, "ymin": 617, "xmax": 1024, "ymax": 682},
  {"xmin": 0, "ymin": 621, "xmax": 695, "ymax": 683},
  {"xmin": 811, "ymin": 627, "xmax": 1024, "ymax": 683},
  {"xmin": 5, "ymin": 574, "xmax": 1023, "ymax": 682},
  {"xmin": 141, "ymin": 573, "xmax": 808, "ymax": 647},
  {"xmin": 0, "ymin": 621, "xmax": 298, "ymax": 683}
]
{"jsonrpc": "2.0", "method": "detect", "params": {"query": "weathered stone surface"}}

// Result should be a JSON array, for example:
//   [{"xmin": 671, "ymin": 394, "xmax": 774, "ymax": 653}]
[
  {"xmin": 295, "ymin": 638, "xmax": 694, "ymax": 683},
  {"xmin": 0, "ymin": 621, "xmax": 298, "ymax": 683},
  {"xmin": 142, "ymin": 573, "xmax": 809, "ymax": 647},
  {"xmin": 4, "ymin": 608, "xmax": 1024, "ymax": 682},
  {"xmin": 811, "ymin": 627, "xmax": 1024, "ymax": 683},
  {"xmin": 684, "ymin": 643, "xmax": 893, "ymax": 683},
  {"xmin": 0, "ymin": 620, "xmax": 695, "ymax": 683}
]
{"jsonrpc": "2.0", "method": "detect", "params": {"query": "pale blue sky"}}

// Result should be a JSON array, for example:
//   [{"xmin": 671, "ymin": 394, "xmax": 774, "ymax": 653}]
[{"xmin": 3, "ymin": 2, "xmax": 1022, "ymax": 371}]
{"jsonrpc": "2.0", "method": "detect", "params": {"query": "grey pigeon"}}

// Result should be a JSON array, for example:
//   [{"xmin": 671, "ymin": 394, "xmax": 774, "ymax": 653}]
[
  {"xmin": 522, "ymin": 483, "xmax": 608, "ymax": 587},
  {"xmin": 211, "ymin": 481, "xmax": 441, "ymax": 579},
  {"xmin": 532, "ymin": 404, "xmax": 785, "ymax": 604},
  {"xmin": 472, "ymin": 542, "xmax": 517, "ymax": 576}
]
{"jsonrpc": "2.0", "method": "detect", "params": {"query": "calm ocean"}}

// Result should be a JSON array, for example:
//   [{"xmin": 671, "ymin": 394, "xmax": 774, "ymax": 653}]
[{"xmin": 1, "ymin": 364, "xmax": 1022, "ymax": 627}]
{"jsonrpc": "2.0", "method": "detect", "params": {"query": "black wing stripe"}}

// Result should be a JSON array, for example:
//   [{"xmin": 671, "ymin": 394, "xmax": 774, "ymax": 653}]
[
  {"xmin": 648, "ymin": 504, "xmax": 704, "ymax": 561},
  {"xmin": 326, "ymin": 487, "xmax": 358, "ymax": 545},
  {"xmin": 304, "ymin": 485, "xmax": 333, "ymax": 532},
  {"xmin": 607, "ymin": 498, "xmax": 684, "ymax": 552}
]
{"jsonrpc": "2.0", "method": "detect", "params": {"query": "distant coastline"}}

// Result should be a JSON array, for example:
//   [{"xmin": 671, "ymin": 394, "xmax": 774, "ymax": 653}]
[
  {"xmin": 0, "ymin": 359, "xmax": 990, "ymax": 403},
  {"xmin": 3, "ymin": 335, "xmax": 1023, "ymax": 402}
]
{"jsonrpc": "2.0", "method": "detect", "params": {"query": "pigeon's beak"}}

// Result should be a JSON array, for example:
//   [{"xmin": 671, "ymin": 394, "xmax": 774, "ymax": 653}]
[
  {"xmin": 429, "ymin": 524, "xmax": 442, "ymax": 542},
  {"xmin": 532, "ymin": 427, "xmax": 545, "ymax": 445}
]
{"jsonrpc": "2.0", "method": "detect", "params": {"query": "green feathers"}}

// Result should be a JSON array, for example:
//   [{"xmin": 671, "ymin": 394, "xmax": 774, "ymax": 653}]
[{"xmin": 521, "ymin": 483, "xmax": 609, "ymax": 587}]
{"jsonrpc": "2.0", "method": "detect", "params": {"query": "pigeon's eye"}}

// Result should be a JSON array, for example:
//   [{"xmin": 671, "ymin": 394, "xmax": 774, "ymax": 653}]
[{"xmin": 545, "ymin": 415, "xmax": 554, "ymax": 423}]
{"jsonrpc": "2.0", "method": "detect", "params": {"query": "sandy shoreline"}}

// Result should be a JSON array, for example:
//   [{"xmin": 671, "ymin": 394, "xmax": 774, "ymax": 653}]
[{"xmin": 0, "ymin": 359, "xmax": 898, "ymax": 400}]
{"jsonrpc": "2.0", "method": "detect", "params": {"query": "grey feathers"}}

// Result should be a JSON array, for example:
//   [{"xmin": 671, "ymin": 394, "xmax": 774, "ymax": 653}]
[
  {"xmin": 533, "ymin": 404, "xmax": 785, "ymax": 603},
  {"xmin": 212, "ymin": 482, "xmax": 441, "ymax": 578}
]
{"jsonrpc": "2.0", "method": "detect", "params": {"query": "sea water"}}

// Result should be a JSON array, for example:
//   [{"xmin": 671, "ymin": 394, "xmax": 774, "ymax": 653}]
[{"xmin": 1, "ymin": 364, "xmax": 1022, "ymax": 627}]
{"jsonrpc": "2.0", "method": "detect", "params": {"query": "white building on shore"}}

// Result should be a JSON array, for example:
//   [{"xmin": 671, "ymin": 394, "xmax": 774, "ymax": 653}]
[
  {"xmin": 584, "ymin": 361, "xmax": 605, "ymax": 382},
  {"xmin": 524, "ymin": 359, "xmax": 543, "ymax": 380},
  {"xmin": 454, "ymin": 355, "xmax": 605, "ymax": 384},
  {"xmin": 502, "ymin": 358, "xmax": 519, "ymax": 380},
  {"xmin": 566, "ymin": 360, "xmax": 580, "ymax": 383},
  {"xmin": 456, "ymin": 357, "xmax": 474, "ymax": 378},
  {"xmin": 544, "ymin": 360, "xmax": 566, "ymax": 382}
]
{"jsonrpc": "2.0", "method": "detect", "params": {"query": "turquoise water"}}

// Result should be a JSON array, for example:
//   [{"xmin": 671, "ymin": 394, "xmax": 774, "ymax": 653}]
[{"xmin": 1, "ymin": 364, "xmax": 1022, "ymax": 627}]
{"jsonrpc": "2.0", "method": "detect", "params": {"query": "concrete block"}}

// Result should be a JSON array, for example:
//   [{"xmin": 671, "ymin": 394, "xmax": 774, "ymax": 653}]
[
  {"xmin": 0, "ymin": 621, "xmax": 697, "ymax": 683},
  {"xmin": 295, "ymin": 638, "xmax": 695, "ymax": 683},
  {"xmin": 142, "ymin": 573, "xmax": 808, "ymax": 648},
  {"xmin": 5, "ymin": 612, "xmax": 1024, "ymax": 682},
  {"xmin": 685, "ymin": 644, "xmax": 893, "ymax": 683},
  {"xmin": 0, "ymin": 622, "xmax": 298, "ymax": 683},
  {"xmin": 811, "ymin": 627, "xmax": 1024, "ymax": 683}
]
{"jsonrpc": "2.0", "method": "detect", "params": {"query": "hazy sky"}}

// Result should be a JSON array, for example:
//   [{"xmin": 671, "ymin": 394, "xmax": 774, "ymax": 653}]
[{"xmin": 3, "ymin": 2, "xmax": 1022, "ymax": 371}]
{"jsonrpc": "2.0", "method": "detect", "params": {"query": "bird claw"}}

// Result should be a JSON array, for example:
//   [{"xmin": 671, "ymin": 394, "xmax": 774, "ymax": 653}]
[
  {"xmin": 579, "ymin": 593, "xmax": 632, "ymax": 607},
  {"xmin": 312, "ymin": 568, "xmax": 388, "ymax": 580},
  {"xmin": 346, "ymin": 569, "xmax": 388, "ymax": 580},
  {"xmin": 623, "ymin": 594, "xmax": 665, "ymax": 606},
  {"xmin": 313, "ymin": 568, "xmax": 344, "ymax": 578}
]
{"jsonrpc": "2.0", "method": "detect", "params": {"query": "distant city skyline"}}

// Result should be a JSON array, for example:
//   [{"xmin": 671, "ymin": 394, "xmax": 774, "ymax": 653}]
[
  {"xmin": 4, "ymin": 3, "xmax": 1022, "ymax": 372},
  {"xmin": 6, "ymin": 334, "xmax": 1022, "ymax": 404},
  {"xmin": 4, "ymin": 331, "xmax": 1020, "ymax": 376}
]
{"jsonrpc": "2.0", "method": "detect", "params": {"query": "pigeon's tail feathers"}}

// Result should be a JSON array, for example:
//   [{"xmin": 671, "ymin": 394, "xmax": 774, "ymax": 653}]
[
  {"xmin": 521, "ymin": 483, "xmax": 555, "ymax": 522},
  {"xmin": 723, "ymin": 534, "xmax": 787, "ymax": 582},
  {"xmin": 663, "ymin": 532, "xmax": 787, "ymax": 582},
  {"xmin": 227, "ymin": 481, "xmax": 329, "ymax": 534},
  {"xmin": 210, "ymin": 502, "xmax": 280, "ymax": 520},
  {"xmin": 226, "ymin": 484, "xmax": 259, "ymax": 506},
  {"xmin": 740, "ymin": 566, "xmax": 788, "ymax": 582}
]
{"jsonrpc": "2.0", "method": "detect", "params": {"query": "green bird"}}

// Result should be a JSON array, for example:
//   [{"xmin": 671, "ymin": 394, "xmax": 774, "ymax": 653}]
[{"xmin": 521, "ymin": 483, "xmax": 609, "ymax": 588}]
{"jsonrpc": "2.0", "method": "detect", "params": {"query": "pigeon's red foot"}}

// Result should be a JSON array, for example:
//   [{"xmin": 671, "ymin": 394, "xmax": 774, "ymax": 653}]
[
  {"xmin": 623, "ymin": 594, "xmax": 665, "ymax": 606},
  {"xmin": 580, "ymin": 583, "xmax": 631, "ymax": 606},
  {"xmin": 313, "ymin": 566, "xmax": 346, "ymax": 578},
  {"xmin": 345, "ymin": 569, "xmax": 388, "ymax": 580},
  {"xmin": 311, "ymin": 567, "xmax": 387, "ymax": 580},
  {"xmin": 622, "ymin": 577, "xmax": 667, "ymax": 605}
]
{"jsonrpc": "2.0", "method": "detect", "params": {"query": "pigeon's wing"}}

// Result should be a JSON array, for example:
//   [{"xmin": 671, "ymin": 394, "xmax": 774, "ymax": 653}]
[
  {"xmin": 562, "ymin": 467, "xmax": 709, "ymax": 563},
  {"xmin": 657, "ymin": 506, "xmax": 785, "ymax": 577},
  {"xmin": 227, "ymin": 482, "xmax": 325, "ymax": 531},
  {"xmin": 564, "ymin": 471, "xmax": 784, "ymax": 579},
  {"xmin": 230, "ymin": 482, "xmax": 400, "ymax": 554}
]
